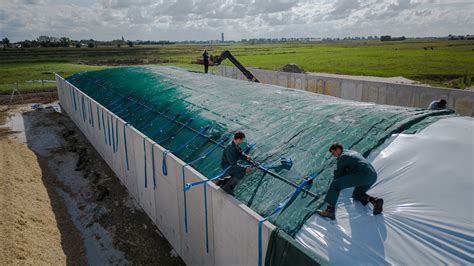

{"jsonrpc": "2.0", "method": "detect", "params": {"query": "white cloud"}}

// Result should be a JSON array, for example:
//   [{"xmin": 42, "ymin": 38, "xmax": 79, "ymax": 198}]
[{"xmin": 0, "ymin": 0, "xmax": 473, "ymax": 41}]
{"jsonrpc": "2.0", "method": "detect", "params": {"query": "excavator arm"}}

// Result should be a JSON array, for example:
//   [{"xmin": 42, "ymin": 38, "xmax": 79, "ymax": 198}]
[{"xmin": 212, "ymin": 50, "xmax": 259, "ymax": 82}]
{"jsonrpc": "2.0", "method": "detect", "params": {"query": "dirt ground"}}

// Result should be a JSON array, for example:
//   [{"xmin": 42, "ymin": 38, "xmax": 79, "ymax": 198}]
[{"xmin": 0, "ymin": 104, "xmax": 184, "ymax": 265}]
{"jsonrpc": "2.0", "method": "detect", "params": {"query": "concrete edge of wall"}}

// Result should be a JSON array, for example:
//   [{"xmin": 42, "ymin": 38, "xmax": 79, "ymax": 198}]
[
  {"xmin": 55, "ymin": 74, "xmax": 276, "ymax": 266},
  {"xmin": 217, "ymin": 66, "xmax": 474, "ymax": 116}
]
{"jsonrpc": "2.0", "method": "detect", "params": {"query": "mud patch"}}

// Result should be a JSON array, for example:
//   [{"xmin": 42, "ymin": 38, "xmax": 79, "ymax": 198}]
[{"xmin": 1, "ymin": 105, "xmax": 184, "ymax": 265}]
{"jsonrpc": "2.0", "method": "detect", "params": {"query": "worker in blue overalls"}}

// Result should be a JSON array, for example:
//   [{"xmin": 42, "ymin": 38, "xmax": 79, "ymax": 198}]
[
  {"xmin": 317, "ymin": 143, "xmax": 383, "ymax": 220},
  {"xmin": 218, "ymin": 131, "xmax": 253, "ymax": 195}
]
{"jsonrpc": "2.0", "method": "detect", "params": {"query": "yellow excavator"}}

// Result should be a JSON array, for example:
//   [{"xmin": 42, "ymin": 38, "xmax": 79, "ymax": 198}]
[{"xmin": 192, "ymin": 50, "xmax": 259, "ymax": 82}]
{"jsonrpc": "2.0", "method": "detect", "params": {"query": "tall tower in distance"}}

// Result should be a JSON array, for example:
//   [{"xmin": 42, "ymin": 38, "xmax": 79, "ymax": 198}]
[{"xmin": 221, "ymin": 32, "xmax": 224, "ymax": 42}]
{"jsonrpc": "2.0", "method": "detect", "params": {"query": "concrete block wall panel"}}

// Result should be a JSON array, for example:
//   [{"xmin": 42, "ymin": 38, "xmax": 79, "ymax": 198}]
[
  {"xmin": 129, "ymin": 130, "xmax": 156, "ymax": 220},
  {"xmin": 122, "ymin": 124, "xmax": 139, "ymax": 200},
  {"xmin": 109, "ymin": 117, "xmax": 126, "ymax": 185},
  {"xmin": 211, "ymin": 185, "xmax": 275, "ymax": 266},
  {"xmin": 86, "ymin": 100, "xmax": 100, "ymax": 156},
  {"xmin": 178, "ymin": 166, "xmax": 215, "ymax": 265},
  {"xmin": 219, "ymin": 66, "xmax": 474, "ymax": 116},
  {"xmin": 152, "ymin": 146, "xmax": 183, "ymax": 253},
  {"xmin": 394, "ymin": 86, "xmax": 413, "ymax": 107},
  {"xmin": 56, "ymin": 75, "xmax": 278, "ymax": 266}
]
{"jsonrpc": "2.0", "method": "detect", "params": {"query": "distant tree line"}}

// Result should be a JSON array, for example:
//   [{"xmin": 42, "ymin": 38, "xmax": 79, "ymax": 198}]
[
  {"xmin": 380, "ymin": 35, "xmax": 406, "ymax": 42},
  {"xmin": 0, "ymin": 36, "xmax": 147, "ymax": 49}
]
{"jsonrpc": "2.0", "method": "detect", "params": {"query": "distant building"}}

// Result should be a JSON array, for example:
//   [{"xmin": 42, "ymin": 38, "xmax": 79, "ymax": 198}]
[
  {"xmin": 122, "ymin": 36, "xmax": 125, "ymax": 42},
  {"xmin": 221, "ymin": 32, "xmax": 224, "ymax": 42}
]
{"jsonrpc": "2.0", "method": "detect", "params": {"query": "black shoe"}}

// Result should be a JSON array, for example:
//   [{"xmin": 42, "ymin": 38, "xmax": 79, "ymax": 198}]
[
  {"xmin": 317, "ymin": 208, "xmax": 335, "ymax": 220},
  {"xmin": 356, "ymin": 198, "xmax": 369, "ymax": 206},
  {"xmin": 373, "ymin": 198, "xmax": 383, "ymax": 215}
]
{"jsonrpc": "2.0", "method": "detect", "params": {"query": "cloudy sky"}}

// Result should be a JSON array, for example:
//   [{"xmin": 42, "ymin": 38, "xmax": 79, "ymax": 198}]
[{"xmin": 1, "ymin": 0, "xmax": 473, "ymax": 42}]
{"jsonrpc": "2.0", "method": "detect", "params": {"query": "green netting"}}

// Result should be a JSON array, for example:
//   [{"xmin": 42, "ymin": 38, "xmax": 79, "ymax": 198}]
[
  {"xmin": 66, "ymin": 66, "xmax": 454, "ymax": 236},
  {"xmin": 265, "ymin": 229, "xmax": 327, "ymax": 266}
]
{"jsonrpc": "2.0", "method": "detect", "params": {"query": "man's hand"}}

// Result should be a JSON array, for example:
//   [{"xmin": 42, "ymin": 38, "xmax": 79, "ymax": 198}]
[
  {"xmin": 245, "ymin": 167, "xmax": 253, "ymax": 174},
  {"xmin": 246, "ymin": 156, "xmax": 252, "ymax": 161}
]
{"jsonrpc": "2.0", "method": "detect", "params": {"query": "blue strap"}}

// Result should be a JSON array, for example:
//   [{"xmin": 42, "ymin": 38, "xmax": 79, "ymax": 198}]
[
  {"xmin": 107, "ymin": 114, "xmax": 111, "ymax": 147},
  {"xmin": 89, "ymin": 100, "xmax": 94, "ymax": 127},
  {"xmin": 123, "ymin": 123, "xmax": 129, "ymax": 171},
  {"xmin": 113, "ymin": 118, "xmax": 119, "ymax": 153},
  {"xmin": 204, "ymin": 183, "xmax": 209, "ymax": 253},
  {"xmin": 162, "ymin": 150, "xmax": 171, "ymax": 176},
  {"xmin": 181, "ymin": 134, "xmax": 231, "ymax": 233},
  {"xmin": 156, "ymin": 118, "xmax": 193, "ymax": 144},
  {"xmin": 109, "ymin": 97, "xmax": 133, "ymax": 113},
  {"xmin": 183, "ymin": 166, "xmax": 231, "ymax": 192},
  {"xmin": 143, "ymin": 138, "xmax": 147, "ymax": 188},
  {"xmin": 257, "ymin": 171, "xmax": 323, "ymax": 266},
  {"xmin": 111, "ymin": 116, "xmax": 115, "ymax": 150},
  {"xmin": 102, "ymin": 110, "xmax": 107, "ymax": 145},
  {"xmin": 70, "ymin": 86, "xmax": 75, "ymax": 111},
  {"xmin": 175, "ymin": 125, "xmax": 210, "ymax": 155},
  {"xmin": 97, "ymin": 106, "xmax": 101, "ymax": 130},
  {"xmin": 136, "ymin": 108, "xmax": 170, "ymax": 131},
  {"xmin": 114, "ymin": 96, "xmax": 144, "ymax": 116},
  {"xmin": 258, "ymin": 219, "xmax": 265, "ymax": 266},
  {"xmin": 81, "ymin": 95, "xmax": 86, "ymax": 122},
  {"xmin": 73, "ymin": 89, "xmax": 77, "ymax": 111},
  {"xmin": 118, "ymin": 98, "xmax": 148, "ymax": 118},
  {"xmin": 162, "ymin": 125, "xmax": 210, "ymax": 176},
  {"xmin": 149, "ymin": 113, "xmax": 181, "ymax": 137},
  {"xmin": 152, "ymin": 144, "xmax": 157, "ymax": 189}
]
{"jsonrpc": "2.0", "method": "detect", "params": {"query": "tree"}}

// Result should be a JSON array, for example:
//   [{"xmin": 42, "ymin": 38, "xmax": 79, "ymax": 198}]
[
  {"xmin": 60, "ymin": 37, "xmax": 71, "ymax": 47},
  {"xmin": 127, "ymin": 40, "xmax": 133, "ymax": 47},
  {"xmin": 21, "ymin": 40, "xmax": 31, "ymax": 48},
  {"xmin": 2, "ymin": 37, "xmax": 10, "ymax": 48},
  {"xmin": 87, "ymin": 42, "xmax": 95, "ymax": 48}
]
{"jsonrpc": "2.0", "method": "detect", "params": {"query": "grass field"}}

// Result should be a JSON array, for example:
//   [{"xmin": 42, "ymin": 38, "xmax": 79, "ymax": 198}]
[{"xmin": 0, "ymin": 40, "xmax": 473, "ymax": 94}]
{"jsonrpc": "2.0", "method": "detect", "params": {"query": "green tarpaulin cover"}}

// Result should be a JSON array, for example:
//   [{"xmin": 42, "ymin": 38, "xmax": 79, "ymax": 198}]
[{"xmin": 67, "ymin": 66, "xmax": 453, "ymax": 237}]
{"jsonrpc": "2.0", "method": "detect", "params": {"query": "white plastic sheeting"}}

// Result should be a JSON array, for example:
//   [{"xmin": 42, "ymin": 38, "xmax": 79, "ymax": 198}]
[
  {"xmin": 55, "ymin": 75, "xmax": 275, "ymax": 266},
  {"xmin": 296, "ymin": 117, "xmax": 474, "ymax": 265}
]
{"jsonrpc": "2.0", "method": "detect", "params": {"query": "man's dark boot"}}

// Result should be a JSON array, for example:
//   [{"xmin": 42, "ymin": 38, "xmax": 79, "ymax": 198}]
[
  {"xmin": 370, "ymin": 197, "xmax": 384, "ymax": 215},
  {"xmin": 317, "ymin": 206, "xmax": 335, "ymax": 220}
]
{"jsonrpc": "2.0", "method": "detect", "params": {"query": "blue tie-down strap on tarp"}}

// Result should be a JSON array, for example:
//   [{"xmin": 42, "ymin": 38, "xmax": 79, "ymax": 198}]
[
  {"xmin": 97, "ymin": 105, "xmax": 101, "ymax": 130},
  {"xmin": 181, "ymin": 134, "xmax": 231, "ymax": 232},
  {"xmin": 148, "ymin": 113, "xmax": 182, "ymax": 138},
  {"xmin": 162, "ymin": 125, "xmax": 210, "ymax": 176},
  {"xmin": 143, "ymin": 137, "xmax": 148, "ymax": 188},
  {"xmin": 114, "ymin": 96, "xmax": 147, "ymax": 117},
  {"xmin": 256, "ymin": 158, "xmax": 334, "ymax": 266},
  {"xmin": 107, "ymin": 113, "xmax": 112, "ymax": 147},
  {"xmin": 73, "ymin": 88, "xmax": 77, "ymax": 111},
  {"xmin": 102, "ymin": 109, "xmax": 107, "ymax": 145},
  {"xmin": 183, "ymin": 143, "xmax": 256, "ymax": 192},
  {"xmin": 156, "ymin": 118, "xmax": 193, "ymax": 145},
  {"xmin": 182, "ymin": 143, "xmax": 255, "ymax": 253},
  {"xmin": 81, "ymin": 95, "xmax": 87, "ymax": 123},
  {"xmin": 152, "ymin": 143, "xmax": 157, "ymax": 189},
  {"xmin": 111, "ymin": 116, "xmax": 116, "ymax": 151},
  {"xmin": 113, "ymin": 117, "xmax": 119, "ymax": 153},
  {"xmin": 134, "ymin": 108, "xmax": 170, "ymax": 130},
  {"xmin": 88, "ymin": 99, "xmax": 94, "ymax": 127},
  {"xmin": 123, "ymin": 123, "xmax": 130, "ymax": 171}
]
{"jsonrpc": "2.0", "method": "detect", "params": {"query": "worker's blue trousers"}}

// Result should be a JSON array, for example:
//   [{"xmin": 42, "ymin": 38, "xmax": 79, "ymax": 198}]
[{"xmin": 324, "ymin": 171, "xmax": 377, "ymax": 207}]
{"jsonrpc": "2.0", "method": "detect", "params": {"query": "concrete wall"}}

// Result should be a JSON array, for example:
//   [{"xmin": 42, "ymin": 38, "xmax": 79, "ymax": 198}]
[
  {"xmin": 218, "ymin": 66, "xmax": 474, "ymax": 116},
  {"xmin": 55, "ymin": 75, "xmax": 275, "ymax": 266}
]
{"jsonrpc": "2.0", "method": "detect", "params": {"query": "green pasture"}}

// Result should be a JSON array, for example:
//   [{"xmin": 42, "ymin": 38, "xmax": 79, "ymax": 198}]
[{"xmin": 0, "ymin": 40, "xmax": 472, "ymax": 94}]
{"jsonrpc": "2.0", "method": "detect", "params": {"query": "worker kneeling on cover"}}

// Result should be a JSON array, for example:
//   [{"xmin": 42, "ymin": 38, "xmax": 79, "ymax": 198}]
[
  {"xmin": 219, "ymin": 131, "xmax": 252, "ymax": 195},
  {"xmin": 317, "ymin": 143, "xmax": 383, "ymax": 220}
]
